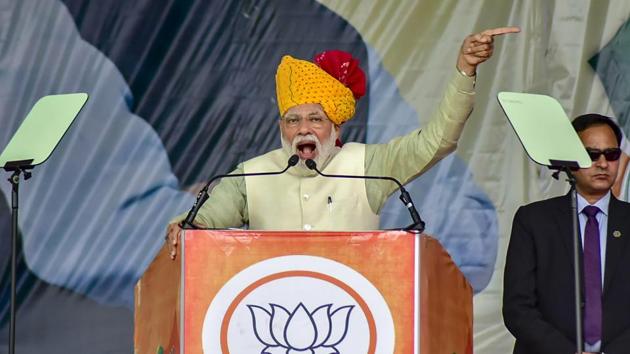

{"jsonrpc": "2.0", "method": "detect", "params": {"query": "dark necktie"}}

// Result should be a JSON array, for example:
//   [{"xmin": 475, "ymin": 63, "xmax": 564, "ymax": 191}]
[{"xmin": 582, "ymin": 205, "xmax": 602, "ymax": 345}]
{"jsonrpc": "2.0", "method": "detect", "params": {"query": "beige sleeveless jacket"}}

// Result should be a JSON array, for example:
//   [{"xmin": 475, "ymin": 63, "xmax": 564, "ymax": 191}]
[{"xmin": 244, "ymin": 143, "xmax": 379, "ymax": 230}]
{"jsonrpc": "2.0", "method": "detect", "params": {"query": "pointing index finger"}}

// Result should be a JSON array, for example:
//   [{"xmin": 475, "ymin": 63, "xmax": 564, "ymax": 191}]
[{"xmin": 481, "ymin": 26, "xmax": 521, "ymax": 37}]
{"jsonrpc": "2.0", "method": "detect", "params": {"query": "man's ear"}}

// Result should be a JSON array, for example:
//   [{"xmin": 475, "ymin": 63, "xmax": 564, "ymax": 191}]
[{"xmin": 278, "ymin": 119, "xmax": 286, "ymax": 139}]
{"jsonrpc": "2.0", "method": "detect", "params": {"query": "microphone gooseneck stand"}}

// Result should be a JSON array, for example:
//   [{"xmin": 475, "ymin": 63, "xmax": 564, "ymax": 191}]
[
  {"xmin": 181, "ymin": 154, "xmax": 299, "ymax": 228},
  {"xmin": 552, "ymin": 165, "xmax": 583, "ymax": 353},
  {"xmin": 305, "ymin": 159, "xmax": 425, "ymax": 232}
]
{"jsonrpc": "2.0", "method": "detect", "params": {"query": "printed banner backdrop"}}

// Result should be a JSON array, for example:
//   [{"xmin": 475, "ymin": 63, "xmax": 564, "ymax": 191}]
[{"xmin": 1, "ymin": 0, "xmax": 630, "ymax": 353}]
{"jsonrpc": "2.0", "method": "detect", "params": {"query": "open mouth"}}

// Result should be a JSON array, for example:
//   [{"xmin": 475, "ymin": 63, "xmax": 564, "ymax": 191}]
[{"xmin": 297, "ymin": 141, "xmax": 317, "ymax": 159}]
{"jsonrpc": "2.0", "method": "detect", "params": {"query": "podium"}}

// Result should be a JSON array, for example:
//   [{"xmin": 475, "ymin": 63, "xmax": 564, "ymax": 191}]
[{"xmin": 134, "ymin": 230, "xmax": 472, "ymax": 354}]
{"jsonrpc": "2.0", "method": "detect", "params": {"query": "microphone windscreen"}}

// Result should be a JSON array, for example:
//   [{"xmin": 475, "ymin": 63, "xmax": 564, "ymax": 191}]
[
  {"xmin": 288, "ymin": 154, "xmax": 299, "ymax": 167},
  {"xmin": 305, "ymin": 159, "xmax": 316, "ymax": 170}
]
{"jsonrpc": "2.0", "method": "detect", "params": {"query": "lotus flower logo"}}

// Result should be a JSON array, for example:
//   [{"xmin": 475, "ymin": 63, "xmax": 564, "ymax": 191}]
[{"xmin": 247, "ymin": 302, "xmax": 354, "ymax": 354}]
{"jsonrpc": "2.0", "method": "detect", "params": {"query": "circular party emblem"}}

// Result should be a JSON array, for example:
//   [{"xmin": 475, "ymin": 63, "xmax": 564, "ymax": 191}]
[{"xmin": 202, "ymin": 255, "xmax": 395, "ymax": 354}]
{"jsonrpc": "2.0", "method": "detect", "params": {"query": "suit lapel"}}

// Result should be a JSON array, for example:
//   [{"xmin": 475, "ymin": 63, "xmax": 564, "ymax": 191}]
[
  {"xmin": 604, "ymin": 196, "xmax": 630, "ymax": 294},
  {"xmin": 554, "ymin": 193, "xmax": 583, "ymax": 284}
]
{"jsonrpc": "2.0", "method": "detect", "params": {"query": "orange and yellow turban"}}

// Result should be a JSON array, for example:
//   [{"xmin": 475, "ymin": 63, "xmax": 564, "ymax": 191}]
[{"xmin": 275, "ymin": 50, "xmax": 366, "ymax": 125}]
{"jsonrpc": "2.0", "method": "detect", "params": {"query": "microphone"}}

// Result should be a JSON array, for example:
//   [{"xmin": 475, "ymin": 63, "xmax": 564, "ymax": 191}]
[
  {"xmin": 181, "ymin": 154, "xmax": 299, "ymax": 228},
  {"xmin": 305, "ymin": 159, "xmax": 426, "ymax": 232}
]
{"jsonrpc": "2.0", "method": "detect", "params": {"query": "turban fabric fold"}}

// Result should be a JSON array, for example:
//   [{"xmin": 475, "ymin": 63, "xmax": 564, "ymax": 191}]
[{"xmin": 275, "ymin": 50, "xmax": 366, "ymax": 125}]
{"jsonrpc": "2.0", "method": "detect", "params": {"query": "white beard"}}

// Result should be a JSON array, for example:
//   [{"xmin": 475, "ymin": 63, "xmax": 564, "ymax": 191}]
[{"xmin": 281, "ymin": 129, "xmax": 338, "ymax": 171}]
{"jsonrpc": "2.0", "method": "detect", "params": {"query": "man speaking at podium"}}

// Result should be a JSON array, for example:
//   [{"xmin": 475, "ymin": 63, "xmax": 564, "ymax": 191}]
[
  {"xmin": 166, "ymin": 27, "xmax": 520, "ymax": 259},
  {"xmin": 503, "ymin": 114, "xmax": 630, "ymax": 354}
]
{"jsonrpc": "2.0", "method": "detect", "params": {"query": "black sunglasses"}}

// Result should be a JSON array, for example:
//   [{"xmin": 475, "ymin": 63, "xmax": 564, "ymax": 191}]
[{"xmin": 586, "ymin": 147, "xmax": 622, "ymax": 162}]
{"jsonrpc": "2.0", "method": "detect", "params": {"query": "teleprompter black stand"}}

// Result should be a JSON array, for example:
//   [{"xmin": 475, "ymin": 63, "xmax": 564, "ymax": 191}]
[
  {"xmin": 0, "ymin": 93, "xmax": 88, "ymax": 354},
  {"xmin": 499, "ymin": 92, "xmax": 593, "ymax": 353},
  {"xmin": 551, "ymin": 161, "xmax": 584, "ymax": 354},
  {"xmin": 4, "ymin": 159, "xmax": 33, "ymax": 354}
]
